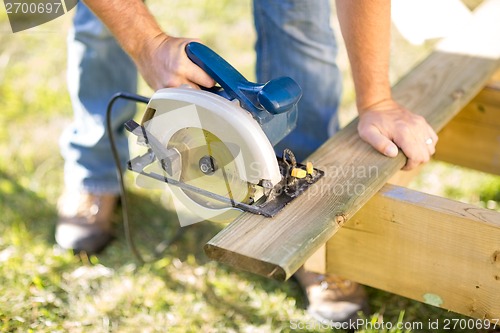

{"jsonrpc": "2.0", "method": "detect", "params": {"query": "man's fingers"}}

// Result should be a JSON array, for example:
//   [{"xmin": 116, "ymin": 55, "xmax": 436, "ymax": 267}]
[
  {"xmin": 426, "ymin": 135, "xmax": 436, "ymax": 155},
  {"xmin": 180, "ymin": 39, "xmax": 216, "ymax": 88},
  {"xmin": 425, "ymin": 127, "xmax": 438, "ymax": 156},
  {"xmin": 357, "ymin": 104, "xmax": 438, "ymax": 171},
  {"xmin": 185, "ymin": 63, "xmax": 215, "ymax": 88},
  {"xmin": 358, "ymin": 125, "xmax": 399, "ymax": 157},
  {"xmin": 394, "ymin": 131, "xmax": 431, "ymax": 170},
  {"xmin": 426, "ymin": 143, "xmax": 436, "ymax": 156}
]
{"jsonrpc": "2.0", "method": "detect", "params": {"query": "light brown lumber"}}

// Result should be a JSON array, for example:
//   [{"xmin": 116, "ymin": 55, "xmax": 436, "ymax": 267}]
[
  {"xmin": 304, "ymin": 165, "xmax": 426, "ymax": 275},
  {"xmin": 205, "ymin": 0, "xmax": 500, "ymax": 281},
  {"xmin": 488, "ymin": 69, "xmax": 500, "ymax": 90},
  {"xmin": 303, "ymin": 244, "xmax": 327, "ymax": 274},
  {"xmin": 326, "ymin": 184, "xmax": 500, "ymax": 320},
  {"xmin": 434, "ymin": 85, "xmax": 500, "ymax": 175}
]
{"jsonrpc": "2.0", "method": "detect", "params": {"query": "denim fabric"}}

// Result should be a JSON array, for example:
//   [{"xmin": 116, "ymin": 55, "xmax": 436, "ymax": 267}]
[
  {"xmin": 60, "ymin": 1, "xmax": 137, "ymax": 193},
  {"xmin": 60, "ymin": 0, "xmax": 341, "ymax": 193},
  {"xmin": 253, "ymin": 0, "xmax": 341, "ymax": 161}
]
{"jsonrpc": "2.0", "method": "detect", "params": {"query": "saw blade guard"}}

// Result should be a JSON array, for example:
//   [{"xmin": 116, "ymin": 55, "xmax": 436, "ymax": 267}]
[
  {"xmin": 186, "ymin": 42, "xmax": 302, "ymax": 146},
  {"xmin": 138, "ymin": 87, "xmax": 282, "ymax": 223}
]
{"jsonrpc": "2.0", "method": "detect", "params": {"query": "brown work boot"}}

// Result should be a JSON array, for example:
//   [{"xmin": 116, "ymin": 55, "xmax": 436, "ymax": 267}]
[
  {"xmin": 295, "ymin": 268, "xmax": 369, "ymax": 324},
  {"xmin": 56, "ymin": 191, "xmax": 117, "ymax": 254}
]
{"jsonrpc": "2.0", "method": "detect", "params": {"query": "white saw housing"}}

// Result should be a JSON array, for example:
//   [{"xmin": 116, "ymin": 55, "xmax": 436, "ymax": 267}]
[{"xmin": 139, "ymin": 87, "xmax": 282, "ymax": 223}]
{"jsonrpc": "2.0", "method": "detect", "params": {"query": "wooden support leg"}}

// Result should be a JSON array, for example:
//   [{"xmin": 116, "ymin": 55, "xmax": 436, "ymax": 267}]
[
  {"xmin": 303, "ymin": 245, "xmax": 326, "ymax": 274},
  {"xmin": 434, "ymin": 85, "xmax": 500, "ymax": 175},
  {"xmin": 326, "ymin": 184, "xmax": 500, "ymax": 320}
]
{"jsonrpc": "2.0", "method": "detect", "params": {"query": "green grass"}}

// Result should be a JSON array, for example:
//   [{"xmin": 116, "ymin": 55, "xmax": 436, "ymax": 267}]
[{"xmin": 1, "ymin": 1, "xmax": 500, "ymax": 332}]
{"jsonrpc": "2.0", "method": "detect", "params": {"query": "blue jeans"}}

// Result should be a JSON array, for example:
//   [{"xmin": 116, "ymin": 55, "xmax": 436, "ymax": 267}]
[
  {"xmin": 60, "ymin": 0, "xmax": 341, "ymax": 194},
  {"xmin": 60, "ymin": 2, "xmax": 137, "ymax": 193},
  {"xmin": 254, "ymin": 0, "xmax": 341, "ymax": 161}
]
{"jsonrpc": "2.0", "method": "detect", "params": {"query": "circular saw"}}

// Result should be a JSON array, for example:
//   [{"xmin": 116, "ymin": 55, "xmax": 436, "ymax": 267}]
[{"xmin": 124, "ymin": 42, "xmax": 324, "ymax": 222}]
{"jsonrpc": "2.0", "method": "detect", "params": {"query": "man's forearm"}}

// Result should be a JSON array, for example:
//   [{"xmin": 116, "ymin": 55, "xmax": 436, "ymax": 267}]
[
  {"xmin": 335, "ymin": 0, "xmax": 392, "ymax": 112},
  {"xmin": 82, "ymin": 0, "xmax": 214, "ymax": 91},
  {"xmin": 83, "ymin": 0, "xmax": 165, "ymax": 61}
]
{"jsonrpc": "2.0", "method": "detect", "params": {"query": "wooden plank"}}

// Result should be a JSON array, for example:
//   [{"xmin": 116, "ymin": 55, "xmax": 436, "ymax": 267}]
[
  {"xmin": 204, "ymin": 0, "xmax": 500, "ymax": 281},
  {"xmin": 326, "ymin": 184, "xmax": 500, "ymax": 320},
  {"xmin": 434, "ymin": 86, "xmax": 500, "ymax": 175},
  {"xmin": 454, "ymin": 86, "xmax": 500, "ymax": 127},
  {"xmin": 488, "ymin": 69, "xmax": 500, "ymax": 89},
  {"xmin": 436, "ymin": 121, "xmax": 500, "ymax": 175},
  {"xmin": 303, "ymin": 245, "xmax": 326, "ymax": 274},
  {"xmin": 313, "ymin": 84, "xmax": 500, "ymax": 272}
]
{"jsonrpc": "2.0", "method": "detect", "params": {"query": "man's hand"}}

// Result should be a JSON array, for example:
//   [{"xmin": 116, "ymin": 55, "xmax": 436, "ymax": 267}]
[
  {"xmin": 357, "ymin": 99, "xmax": 438, "ymax": 170},
  {"xmin": 136, "ymin": 34, "xmax": 215, "ymax": 90}
]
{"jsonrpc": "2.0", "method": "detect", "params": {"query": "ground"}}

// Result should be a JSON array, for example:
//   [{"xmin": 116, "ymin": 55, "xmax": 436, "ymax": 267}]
[{"xmin": 0, "ymin": 1, "xmax": 499, "ymax": 332}]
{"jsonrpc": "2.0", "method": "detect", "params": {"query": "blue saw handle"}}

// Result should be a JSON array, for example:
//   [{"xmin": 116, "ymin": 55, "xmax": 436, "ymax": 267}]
[{"xmin": 185, "ymin": 42, "xmax": 301, "ymax": 116}]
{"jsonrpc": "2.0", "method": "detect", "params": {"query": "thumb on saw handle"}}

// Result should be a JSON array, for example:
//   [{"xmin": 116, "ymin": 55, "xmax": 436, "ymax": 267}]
[{"xmin": 185, "ymin": 42, "xmax": 301, "ymax": 115}]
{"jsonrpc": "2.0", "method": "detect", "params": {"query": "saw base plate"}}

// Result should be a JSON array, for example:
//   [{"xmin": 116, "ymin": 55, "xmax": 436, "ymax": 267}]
[{"xmin": 251, "ymin": 159, "xmax": 324, "ymax": 217}]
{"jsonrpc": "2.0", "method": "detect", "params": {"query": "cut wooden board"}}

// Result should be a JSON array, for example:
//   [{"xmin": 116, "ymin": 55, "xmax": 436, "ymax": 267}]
[
  {"xmin": 326, "ymin": 184, "xmax": 500, "ymax": 320},
  {"xmin": 434, "ymin": 86, "xmax": 500, "ymax": 175},
  {"xmin": 205, "ymin": 0, "xmax": 500, "ymax": 281}
]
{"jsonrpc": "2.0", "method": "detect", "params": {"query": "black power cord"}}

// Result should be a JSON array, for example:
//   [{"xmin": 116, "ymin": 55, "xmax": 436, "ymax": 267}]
[
  {"xmin": 106, "ymin": 92, "xmax": 150, "ymax": 264},
  {"xmin": 107, "ymin": 92, "xmax": 190, "ymax": 264}
]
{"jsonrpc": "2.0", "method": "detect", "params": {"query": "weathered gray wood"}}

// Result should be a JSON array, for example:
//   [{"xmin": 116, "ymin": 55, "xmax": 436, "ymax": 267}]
[
  {"xmin": 326, "ymin": 184, "xmax": 500, "ymax": 320},
  {"xmin": 205, "ymin": 0, "xmax": 500, "ymax": 281}
]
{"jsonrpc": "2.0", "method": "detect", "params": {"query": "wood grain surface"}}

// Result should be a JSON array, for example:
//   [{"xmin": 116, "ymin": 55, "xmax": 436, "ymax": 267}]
[
  {"xmin": 435, "ymin": 85, "xmax": 500, "ymax": 175},
  {"xmin": 327, "ymin": 184, "xmax": 500, "ymax": 320},
  {"xmin": 205, "ymin": 0, "xmax": 500, "ymax": 281}
]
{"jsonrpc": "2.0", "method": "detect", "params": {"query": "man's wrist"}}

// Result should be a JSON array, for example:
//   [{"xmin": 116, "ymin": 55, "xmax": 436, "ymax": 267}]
[
  {"xmin": 354, "ymin": 79, "xmax": 392, "ymax": 113},
  {"xmin": 357, "ymin": 94, "xmax": 394, "ymax": 114},
  {"xmin": 132, "ymin": 31, "xmax": 168, "ymax": 66}
]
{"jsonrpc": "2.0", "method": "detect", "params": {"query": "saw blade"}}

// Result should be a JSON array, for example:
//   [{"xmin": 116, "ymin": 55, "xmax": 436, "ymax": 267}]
[{"xmin": 167, "ymin": 127, "xmax": 253, "ymax": 210}]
